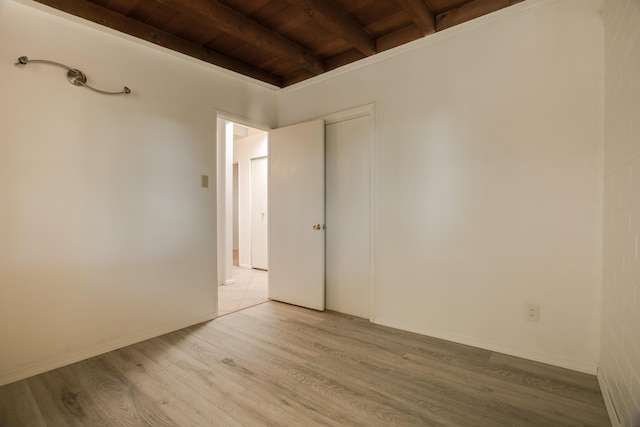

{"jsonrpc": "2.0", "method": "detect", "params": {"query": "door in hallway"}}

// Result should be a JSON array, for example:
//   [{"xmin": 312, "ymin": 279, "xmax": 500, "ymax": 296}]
[{"xmin": 251, "ymin": 156, "xmax": 268, "ymax": 270}]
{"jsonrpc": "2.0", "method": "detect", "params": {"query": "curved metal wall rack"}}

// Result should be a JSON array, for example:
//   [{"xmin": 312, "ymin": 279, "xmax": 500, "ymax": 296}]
[{"xmin": 15, "ymin": 56, "xmax": 131, "ymax": 95}]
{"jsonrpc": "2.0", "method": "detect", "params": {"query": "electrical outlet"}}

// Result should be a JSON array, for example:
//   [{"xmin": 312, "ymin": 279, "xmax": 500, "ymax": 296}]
[{"xmin": 526, "ymin": 305, "xmax": 539, "ymax": 322}]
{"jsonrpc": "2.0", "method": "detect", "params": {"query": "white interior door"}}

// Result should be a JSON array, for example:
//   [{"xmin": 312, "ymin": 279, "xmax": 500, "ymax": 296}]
[
  {"xmin": 233, "ymin": 163, "xmax": 239, "ymax": 254},
  {"xmin": 251, "ymin": 157, "xmax": 268, "ymax": 270},
  {"xmin": 269, "ymin": 119, "xmax": 325, "ymax": 311}
]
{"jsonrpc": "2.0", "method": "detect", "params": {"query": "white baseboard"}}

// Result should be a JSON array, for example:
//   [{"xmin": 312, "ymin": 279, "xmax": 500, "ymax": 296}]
[
  {"xmin": 222, "ymin": 279, "xmax": 236, "ymax": 285},
  {"xmin": 239, "ymin": 264, "xmax": 252, "ymax": 269},
  {"xmin": 0, "ymin": 311, "xmax": 217, "ymax": 387},
  {"xmin": 374, "ymin": 317, "xmax": 598, "ymax": 374},
  {"xmin": 597, "ymin": 368, "xmax": 622, "ymax": 427}
]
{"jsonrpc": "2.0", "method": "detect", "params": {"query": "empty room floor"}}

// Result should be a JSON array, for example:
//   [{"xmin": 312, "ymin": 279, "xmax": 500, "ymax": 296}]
[
  {"xmin": 0, "ymin": 301, "xmax": 609, "ymax": 426},
  {"xmin": 218, "ymin": 266, "xmax": 268, "ymax": 316}
]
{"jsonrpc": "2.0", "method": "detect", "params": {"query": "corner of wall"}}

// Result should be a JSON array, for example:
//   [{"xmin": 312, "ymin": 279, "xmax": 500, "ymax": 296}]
[{"xmin": 597, "ymin": 368, "xmax": 622, "ymax": 427}]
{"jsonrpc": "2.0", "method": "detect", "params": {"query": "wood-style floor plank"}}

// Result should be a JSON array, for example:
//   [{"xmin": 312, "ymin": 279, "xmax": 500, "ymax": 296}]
[
  {"xmin": 0, "ymin": 301, "xmax": 610, "ymax": 426},
  {"xmin": 102, "ymin": 346, "xmax": 241, "ymax": 426},
  {"xmin": 0, "ymin": 380, "xmax": 47, "ymax": 427},
  {"xmin": 26, "ymin": 368, "xmax": 107, "ymax": 426}
]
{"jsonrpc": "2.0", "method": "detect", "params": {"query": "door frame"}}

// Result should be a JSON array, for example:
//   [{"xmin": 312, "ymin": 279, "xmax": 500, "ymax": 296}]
[
  {"xmin": 321, "ymin": 103, "xmax": 377, "ymax": 323},
  {"xmin": 215, "ymin": 105, "xmax": 376, "ymax": 322},
  {"xmin": 215, "ymin": 111, "xmax": 271, "ymax": 306}
]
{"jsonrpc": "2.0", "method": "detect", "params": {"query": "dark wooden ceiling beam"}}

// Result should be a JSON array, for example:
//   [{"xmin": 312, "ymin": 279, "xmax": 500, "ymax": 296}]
[
  {"xmin": 324, "ymin": 49, "xmax": 367, "ymax": 72},
  {"xmin": 155, "ymin": 0, "xmax": 325, "ymax": 75},
  {"xmin": 436, "ymin": 0, "xmax": 524, "ymax": 31},
  {"xmin": 395, "ymin": 0, "xmax": 436, "ymax": 36},
  {"xmin": 376, "ymin": 25, "xmax": 423, "ymax": 53},
  {"xmin": 32, "ymin": 0, "xmax": 283, "ymax": 86},
  {"xmin": 284, "ymin": 0, "xmax": 376, "ymax": 56},
  {"xmin": 282, "ymin": 69, "xmax": 316, "ymax": 87},
  {"xmin": 378, "ymin": 0, "xmax": 523, "ymax": 53}
]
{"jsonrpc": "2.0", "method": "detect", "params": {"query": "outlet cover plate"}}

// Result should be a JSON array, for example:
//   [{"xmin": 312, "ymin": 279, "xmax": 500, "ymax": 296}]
[{"xmin": 526, "ymin": 305, "xmax": 539, "ymax": 322}]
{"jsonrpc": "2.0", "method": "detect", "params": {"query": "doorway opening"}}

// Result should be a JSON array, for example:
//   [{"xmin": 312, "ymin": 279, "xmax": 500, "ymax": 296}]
[{"xmin": 217, "ymin": 117, "xmax": 269, "ymax": 316}]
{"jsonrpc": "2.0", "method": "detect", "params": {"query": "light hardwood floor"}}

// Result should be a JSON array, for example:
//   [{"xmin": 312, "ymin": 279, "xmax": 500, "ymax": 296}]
[{"xmin": 0, "ymin": 302, "xmax": 610, "ymax": 426}]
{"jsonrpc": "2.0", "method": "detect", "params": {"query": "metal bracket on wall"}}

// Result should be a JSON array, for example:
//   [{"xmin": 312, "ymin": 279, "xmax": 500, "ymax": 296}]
[{"xmin": 15, "ymin": 56, "xmax": 131, "ymax": 96}]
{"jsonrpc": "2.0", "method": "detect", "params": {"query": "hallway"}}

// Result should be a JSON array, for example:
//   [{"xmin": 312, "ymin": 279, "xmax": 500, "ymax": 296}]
[{"xmin": 218, "ymin": 266, "xmax": 268, "ymax": 316}]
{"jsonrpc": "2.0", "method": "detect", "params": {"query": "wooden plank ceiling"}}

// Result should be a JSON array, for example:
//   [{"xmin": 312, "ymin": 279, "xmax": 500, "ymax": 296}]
[{"xmin": 33, "ymin": 0, "xmax": 524, "ymax": 87}]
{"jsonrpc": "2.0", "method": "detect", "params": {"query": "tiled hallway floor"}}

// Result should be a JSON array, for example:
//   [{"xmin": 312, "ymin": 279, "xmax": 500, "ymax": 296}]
[{"xmin": 218, "ymin": 266, "xmax": 269, "ymax": 316}]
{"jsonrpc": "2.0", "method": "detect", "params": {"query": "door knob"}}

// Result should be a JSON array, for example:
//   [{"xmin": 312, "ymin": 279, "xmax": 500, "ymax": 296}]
[{"xmin": 312, "ymin": 224, "xmax": 323, "ymax": 231}]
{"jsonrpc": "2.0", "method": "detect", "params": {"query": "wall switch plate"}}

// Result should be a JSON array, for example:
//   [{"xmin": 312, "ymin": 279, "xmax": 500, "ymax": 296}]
[
  {"xmin": 526, "ymin": 305, "xmax": 539, "ymax": 322},
  {"xmin": 201, "ymin": 175, "xmax": 209, "ymax": 188}
]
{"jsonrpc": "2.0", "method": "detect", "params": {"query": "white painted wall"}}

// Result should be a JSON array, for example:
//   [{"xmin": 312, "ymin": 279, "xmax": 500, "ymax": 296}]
[
  {"xmin": 277, "ymin": 0, "xmax": 604, "ymax": 373},
  {"xmin": 600, "ymin": 0, "xmax": 640, "ymax": 425},
  {"xmin": 0, "ymin": 0, "xmax": 276, "ymax": 385},
  {"xmin": 233, "ymin": 132, "xmax": 268, "ymax": 269}
]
